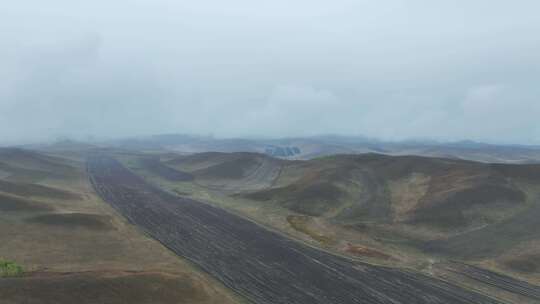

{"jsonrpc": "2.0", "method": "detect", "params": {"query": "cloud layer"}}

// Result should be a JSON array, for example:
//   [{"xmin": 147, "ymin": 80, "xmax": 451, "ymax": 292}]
[{"xmin": 1, "ymin": 0, "xmax": 539, "ymax": 144}]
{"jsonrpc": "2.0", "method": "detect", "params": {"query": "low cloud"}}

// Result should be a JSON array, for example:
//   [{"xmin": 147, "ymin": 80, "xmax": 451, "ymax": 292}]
[{"xmin": 0, "ymin": 1, "xmax": 539, "ymax": 144}]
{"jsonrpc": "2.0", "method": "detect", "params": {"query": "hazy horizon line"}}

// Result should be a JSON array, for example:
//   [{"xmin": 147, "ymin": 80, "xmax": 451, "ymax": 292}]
[{"xmin": 3, "ymin": 132, "xmax": 540, "ymax": 149}]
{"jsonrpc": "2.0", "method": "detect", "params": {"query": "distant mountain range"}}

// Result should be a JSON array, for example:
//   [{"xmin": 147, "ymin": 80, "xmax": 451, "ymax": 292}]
[
  {"xmin": 20, "ymin": 134, "xmax": 540, "ymax": 164},
  {"xmin": 46, "ymin": 134, "xmax": 538, "ymax": 164}
]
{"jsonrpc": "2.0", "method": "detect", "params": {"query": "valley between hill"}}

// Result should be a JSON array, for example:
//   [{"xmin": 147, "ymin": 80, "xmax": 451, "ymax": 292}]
[
  {"xmin": 0, "ymin": 148, "xmax": 242, "ymax": 304},
  {"xmin": 119, "ymin": 150, "xmax": 540, "ymax": 303},
  {"xmin": 88, "ymin": 154, "xmax": 505, "ymax": 304},
  {"xmin": 3, "ymin": 145, "xmax": 540, "ymax": 303}
]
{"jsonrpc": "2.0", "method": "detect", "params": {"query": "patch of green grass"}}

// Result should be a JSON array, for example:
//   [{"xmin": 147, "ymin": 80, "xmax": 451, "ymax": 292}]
[{"xmin": 0, "ymin": 259, "xmax": 24, "ymax": 277}]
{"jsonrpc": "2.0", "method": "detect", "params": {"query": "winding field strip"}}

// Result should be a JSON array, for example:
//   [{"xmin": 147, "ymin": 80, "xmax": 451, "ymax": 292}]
[
  {"xmin": 446, "ymin": 263, "xmax": 540, "ymax": 301},
  {"xmin": 87, "ymin": 155, "xmax": 505, "ymax": 304}
]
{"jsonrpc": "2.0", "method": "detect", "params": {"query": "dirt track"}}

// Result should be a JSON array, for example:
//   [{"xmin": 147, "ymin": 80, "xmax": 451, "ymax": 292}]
[{"xmin": 87, "ymin": 155, "xmax": 505, "ymax": 304}]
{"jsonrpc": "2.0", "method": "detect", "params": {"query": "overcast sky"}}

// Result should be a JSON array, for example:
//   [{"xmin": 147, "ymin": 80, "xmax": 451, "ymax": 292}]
[{"xmin": 1, "ymin": 1, "xmax": 539, "ymax": 144}]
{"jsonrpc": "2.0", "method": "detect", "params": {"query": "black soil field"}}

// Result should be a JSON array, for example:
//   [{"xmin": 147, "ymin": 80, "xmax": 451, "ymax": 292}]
[
  {"xmin": 444, "ymin": 263, "xmax": 540, "ymax": 301},
  {"xmin": 87, "ymin": 155, "xmax": 504, "ymax": 304}
]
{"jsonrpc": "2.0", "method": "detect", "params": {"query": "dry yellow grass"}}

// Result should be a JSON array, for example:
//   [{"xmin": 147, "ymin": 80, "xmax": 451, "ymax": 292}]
[
  {"xmin": 0, "ymin": 150, "xmax": 242, "ymax": 304},
  {"xmin": 388, "ymin": 172, "xmax": 430, "ymax": 221}
]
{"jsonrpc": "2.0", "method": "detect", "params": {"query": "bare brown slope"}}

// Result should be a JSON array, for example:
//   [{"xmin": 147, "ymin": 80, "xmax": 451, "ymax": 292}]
[
  {"xmin": 169, "ymin": 152, "xmax": 528, "ymax": 229},
  {"xmin": 244, "ymin": 171, "xmax": 346, "ymax": 216},
  {"xmin": 26, "ymin": 213, "xmax": 114, "ymax": 231},
  {"xmin": 193, "ymin": 154, "xmax": 262, "ymax": 179},
  {"xmin": 166, "ymin": 152, "xmax": 241, "ymax": 172},
  {"xmin": 170, "ymin": 152, "xmax": 275, "ymax": 179},
  {"xmin": 0, "ymin": 179, "xmax": 82, "ymax": 200},
  {"xmin": 0, "ymin": 148, "xmax": 241, "ymax": 304},
  {"xmin": 228, "ymin": 152, "xmax": 540, "ymax": 272},
  {"xmin": 0, "ymin": 162, "xmax": 50, "ymax": 182},
  {"xmin": 242, "ymin": 154, "xmax": 527, "ymax": 229},
  {"xmin": 0, "ymin": 271, "xmax": 228, "ymax": 304},
  {"xmin": 0, "ymin": 148, "xmax": 80, "ymax": 184},
  {"xmin": 138, "ymin": 156, "xmax": 194, "ymax": 181},
  {"xmin": 0, "ymin": 148, "xmax": 79, "ymax": 174},
  {"xmin": 241, "ymin": 161, "xmax": 359, "ymax": 217},
  {"xmin": 0, "ymin": 193, "xmax": 52, "ymax": 212},
  {"xmin": 167, "ymin": 152, "xmax": 285, "ymax": 192},
  {"xmin": 131, "ymin": 150, "xmax": 540, "ymax": 288}
]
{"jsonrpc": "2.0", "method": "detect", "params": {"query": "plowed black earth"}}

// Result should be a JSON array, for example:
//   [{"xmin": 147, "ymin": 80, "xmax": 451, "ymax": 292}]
[
  {"xmin": 446, "ymin": 263, "xmax": 540, "ymax": 301},
  {"xmin": 87, "ymin": 155, "xmax": 504, "ymax": 304}
]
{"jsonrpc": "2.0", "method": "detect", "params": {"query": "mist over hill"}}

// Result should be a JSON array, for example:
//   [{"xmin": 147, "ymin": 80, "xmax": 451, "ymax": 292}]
[
  {"xmin": 3, "ymin": 1, "xmax": 540, "ymax": 303},
  {"xmin": 31, "ymin": 134, "xmax": 540, "ymax": 164}
]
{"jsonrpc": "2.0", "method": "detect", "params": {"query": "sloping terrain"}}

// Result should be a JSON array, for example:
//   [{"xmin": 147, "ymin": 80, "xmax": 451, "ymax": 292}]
[
  {"xmin": 88, "ymin": 154, "xmax": 504, "ymax": 304},
  {"xmin": 167, "ymin": 152, "xmax": 284, "ymax": 192},
  {"xmin": 6, "ymin": 146, "xmax": 535, "ymax": 303},
  {"xmin": 0, "ymin": 148, "xmax": 80, "ymax": 181},
  {"xmin": 0, "ymin": 148, "xmax": 240, "ymax": 304},
  {"xmin": 0, "ymin": 179, "xmax": 81, "ymax": 200},
  {"xmin": 139, "ymin": 151, "xmax": 540, "ymax": 299},
  {"xmin": 0, "ymin": 192, "xmax": 52, "ymax": 212},
  {"xmin": 139, "ymin": 156, "xmax": 194, "ymax": 181},
  {"xmin": 242, "ymin": 154, "xmax": 529, "ymax": 230},
  {"xmin": 242, "ymin": 166, "xmax": 350, "ymax": 216},
  {"xmin": 0, "ymin": 271, "xmax": 228, "ymax": 304}
]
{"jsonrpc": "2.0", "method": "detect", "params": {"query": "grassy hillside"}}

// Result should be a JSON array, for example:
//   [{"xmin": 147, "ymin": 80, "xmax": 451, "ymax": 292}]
[
  {"xmin": 241, "ymin": 154, "xmax": 528, "ymax": 231},
  {"xmin": 0, "ymin": 148, "xmax": 241, "ymax": 304},
  {"xmin": 167, "ymin": 152, "xmax": 284, "ymax": 192},
  {"xmin": 0, "ymin": 179, "xmax": 81, "ymax": 200},
  {"xmin": 1, "ymin": 271, "xmax": 232, "ymax": 304},
  {"xmin": 141, "ymin": 151, "xmax": 540, "ymax": 289}
]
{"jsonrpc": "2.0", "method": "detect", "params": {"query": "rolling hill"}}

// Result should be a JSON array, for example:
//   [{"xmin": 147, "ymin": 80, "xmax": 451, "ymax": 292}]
[
  {"xmin": 106, "ymin": 134, "xmax": 540, "ymax": 163},
  {"xmin": 148, "ymin": 151, "xmax": 540, "ymax": 291},
  {"xmin": 4, "ymin": 145, "xmax": 540, "ymax": 303},
  {"xmin": 0, "ymin": 148, "xmax": 241, "ymax": 304}
]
